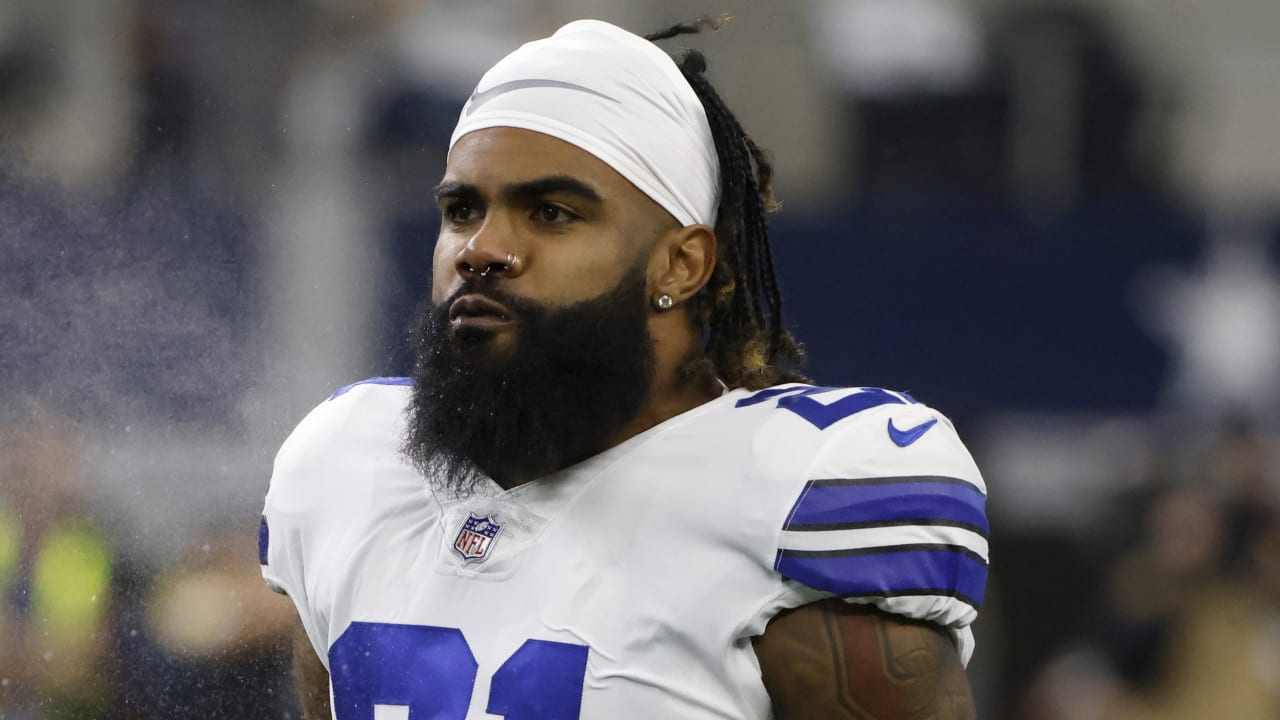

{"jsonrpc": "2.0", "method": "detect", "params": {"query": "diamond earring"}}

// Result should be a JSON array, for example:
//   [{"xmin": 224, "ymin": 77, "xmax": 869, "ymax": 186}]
[{"xmin": 655, "ymin": 294, "xmax": 674, "ymax": 310}]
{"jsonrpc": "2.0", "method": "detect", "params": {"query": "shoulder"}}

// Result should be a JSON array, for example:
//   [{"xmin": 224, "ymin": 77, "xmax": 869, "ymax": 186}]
[
  {"xmin": 735, "ymin": 383, "xmax": 988, "ymax": 662},
  {"xmin": 260, "ymin": 376, "xmax": 414, "ymax": 597},
  {"xmin": 731, "ymin": 383, "xmax": 982, "ymax": 488},
  {"xmin": 267, "ymin": 377, "xmax": 413, "ymax": 513},
  {"xmin": 260, "ymin": 378, "xmax": 413, "ymax": 660}
]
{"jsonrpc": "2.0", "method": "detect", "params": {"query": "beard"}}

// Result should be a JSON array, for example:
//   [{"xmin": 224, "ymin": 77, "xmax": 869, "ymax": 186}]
[{"xmin": 404, "ymin": 260, "xmax": 655, "ymax": 497}]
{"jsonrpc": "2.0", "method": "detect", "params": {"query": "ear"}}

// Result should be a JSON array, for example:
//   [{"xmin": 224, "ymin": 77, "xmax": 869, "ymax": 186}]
[{"xmin": 649, "ymin": 224, "xmax": 717, "ymax": 306}]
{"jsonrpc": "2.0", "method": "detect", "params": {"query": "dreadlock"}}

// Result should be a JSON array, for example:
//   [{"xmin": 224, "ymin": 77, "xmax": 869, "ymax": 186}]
[{"xmin": 645, "ymin": 18, "xmax": 807, "ymax": 390}]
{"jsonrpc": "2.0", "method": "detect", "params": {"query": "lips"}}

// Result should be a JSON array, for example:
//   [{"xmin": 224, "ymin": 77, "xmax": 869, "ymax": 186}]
[{"xmin": 449, "ymin": 294, "xmax": 515, "ymax": 328}]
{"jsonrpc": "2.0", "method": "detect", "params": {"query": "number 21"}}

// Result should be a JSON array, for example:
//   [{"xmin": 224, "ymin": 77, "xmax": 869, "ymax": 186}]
[{"xmin": 329, "ymin": 622, "xmax": 589, "ymax": 719}]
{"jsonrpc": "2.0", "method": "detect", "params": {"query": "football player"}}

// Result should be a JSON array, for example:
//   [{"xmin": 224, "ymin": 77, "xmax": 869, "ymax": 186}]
[{"xmin": 261, "ymin": 18, "xmax": 988, "ymax": 720}]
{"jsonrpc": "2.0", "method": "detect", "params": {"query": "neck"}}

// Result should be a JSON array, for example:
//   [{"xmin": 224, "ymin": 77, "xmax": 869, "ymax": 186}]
[
  {"xmin": 607, "ymin": 364, "xmax": 721, "ymax": 450},
  {"xmin": 600, "ymin": 319, "xmax": 722, "ymax": 467}
]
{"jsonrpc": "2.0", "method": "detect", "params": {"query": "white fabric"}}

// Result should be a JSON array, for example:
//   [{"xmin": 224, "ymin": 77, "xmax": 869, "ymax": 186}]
[
  {"xmin": 262, "ymin": 381, "xmax": 987, "ymax": 717},
  {"xmin": 449, "ymin": 19, "xmax": 720, "ymax": 228}
]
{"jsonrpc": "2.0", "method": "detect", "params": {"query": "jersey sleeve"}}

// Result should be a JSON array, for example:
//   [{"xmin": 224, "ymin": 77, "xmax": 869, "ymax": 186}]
[{"xmin": 771, "ymin": 391, "xmax": 989, "ymax": 664}]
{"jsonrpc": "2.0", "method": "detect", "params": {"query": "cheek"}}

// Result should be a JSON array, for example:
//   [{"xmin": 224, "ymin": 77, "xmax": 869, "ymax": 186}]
[
  {"xmin": 536, "ymin": 242, "xmax": 637, "ymax": 303},
  {"xmin": 430, "ymin": 235, "xmax": 462, "ymax": 303}
]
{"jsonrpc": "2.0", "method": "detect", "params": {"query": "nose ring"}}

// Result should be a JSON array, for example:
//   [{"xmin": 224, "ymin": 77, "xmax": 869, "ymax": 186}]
[{"xmin": 468, "ymin": 253, "xmax": 521, "ymax": 277}]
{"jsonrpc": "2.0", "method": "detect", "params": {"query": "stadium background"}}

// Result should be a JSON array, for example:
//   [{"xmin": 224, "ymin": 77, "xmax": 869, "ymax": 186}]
[{"xmin": 1, "ymin": 0, "xmax": 1278, "ymax": 717}]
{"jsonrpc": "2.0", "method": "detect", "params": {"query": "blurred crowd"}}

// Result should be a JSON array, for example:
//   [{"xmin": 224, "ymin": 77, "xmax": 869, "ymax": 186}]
[
  {"xmin": 0, "ymin": 402, "xmax": 299, "ymax": 718},
  {"xmin": 1, "ymin": 0, "xmax": 1278, "ymax": 718},
  {"xmin": 1022, "ymin": 415, "xmax": 1280, "ymax": 720}
]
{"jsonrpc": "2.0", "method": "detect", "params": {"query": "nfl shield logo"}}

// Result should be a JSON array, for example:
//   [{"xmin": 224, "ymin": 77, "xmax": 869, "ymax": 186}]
[{"xmin": 453, "ymin": 513, "xmax": 503, "ymax": 562}]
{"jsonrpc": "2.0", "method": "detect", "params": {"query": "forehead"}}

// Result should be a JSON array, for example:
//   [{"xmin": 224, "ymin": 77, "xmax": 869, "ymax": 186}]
[{"xmin": 444, "ymin": 127, "xmax": 654, "ymax": 208}]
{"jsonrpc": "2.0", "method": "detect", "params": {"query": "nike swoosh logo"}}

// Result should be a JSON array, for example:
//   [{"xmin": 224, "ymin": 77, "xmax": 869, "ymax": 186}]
[
  {"xmin": 465, "ymin": 79, "xmax": 619, "ymax": 116},
  {"xmin": 887, "ymin": 417, "xmax": 938, "ymax": 447}
]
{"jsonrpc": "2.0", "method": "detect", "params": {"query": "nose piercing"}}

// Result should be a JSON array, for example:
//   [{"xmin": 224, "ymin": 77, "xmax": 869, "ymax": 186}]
[{"xmin": 470, "ymin": 253, "xmax": 522, "ymax": 277}]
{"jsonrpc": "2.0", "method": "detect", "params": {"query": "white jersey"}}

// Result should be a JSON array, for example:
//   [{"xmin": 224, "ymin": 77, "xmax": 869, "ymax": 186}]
[{"xmin": 260, "ymin": 378, "xmax": 988, "ymax": 720}]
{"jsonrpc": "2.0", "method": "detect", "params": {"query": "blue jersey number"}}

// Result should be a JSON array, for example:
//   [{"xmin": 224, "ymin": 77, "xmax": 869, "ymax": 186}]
[
  {"xmin": 736, "ymin": 385, "xmax": 911, "ymax": 430},
  {"xmin": 329, "ymin": 621, "xmax": 589, "ymax": 720}
]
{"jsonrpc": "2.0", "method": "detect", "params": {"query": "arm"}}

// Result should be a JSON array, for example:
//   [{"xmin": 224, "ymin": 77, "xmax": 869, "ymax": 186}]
[
  {"xmin": 754, "ymin": 598, "xmax": 975, "ymax": 720},
  {"xmin": 292, "ymin": 617, "xmax": 333, "ymax": 720}
]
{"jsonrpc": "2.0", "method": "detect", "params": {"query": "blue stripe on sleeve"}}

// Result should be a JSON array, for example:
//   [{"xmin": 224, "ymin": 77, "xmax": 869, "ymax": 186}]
[
  {"xmin": 785, "ymin": 477, "xmax": 988, "ymax": 535},
  {"xmin": 258, "ymin": 516, "xmax": 269, "ymax": 566},
  {"xmin": 776, "ymin": 545, "xmax": 988, "ymax": 607}
]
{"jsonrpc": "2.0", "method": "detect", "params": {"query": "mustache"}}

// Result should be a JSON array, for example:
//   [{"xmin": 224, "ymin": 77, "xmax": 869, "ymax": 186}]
[{"xmin": 435, "ymin": 279, "xmax": 542, "ymax": 322}]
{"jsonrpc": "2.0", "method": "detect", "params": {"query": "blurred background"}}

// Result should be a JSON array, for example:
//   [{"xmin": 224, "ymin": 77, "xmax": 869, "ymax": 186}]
[{"xmin": 0, "ymin": 0, "xmax": 1277, "ymax": 717}]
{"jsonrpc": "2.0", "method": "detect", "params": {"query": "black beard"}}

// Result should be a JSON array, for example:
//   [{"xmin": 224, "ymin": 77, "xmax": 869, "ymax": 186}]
[{"xmin": 404, "ymin": 262, "xmax": 655, "ymax": 497}]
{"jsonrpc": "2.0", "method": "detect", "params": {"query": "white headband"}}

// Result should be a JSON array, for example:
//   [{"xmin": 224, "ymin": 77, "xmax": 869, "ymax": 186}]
[{"xmin": 449, "ymin": 19, "xmax": 720, "ymax": 228}]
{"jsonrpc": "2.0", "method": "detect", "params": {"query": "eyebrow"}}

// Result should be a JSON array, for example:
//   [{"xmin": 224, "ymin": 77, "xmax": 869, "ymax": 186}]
[{"xmin": 433, "ymin": 175, "xmax": 603, "ymax": 205}]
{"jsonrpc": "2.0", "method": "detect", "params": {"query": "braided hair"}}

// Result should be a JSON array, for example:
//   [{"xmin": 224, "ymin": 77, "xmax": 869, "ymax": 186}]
[{"xmin": 646, "ymin": 18, "xmax": 807, "ymax": 390}]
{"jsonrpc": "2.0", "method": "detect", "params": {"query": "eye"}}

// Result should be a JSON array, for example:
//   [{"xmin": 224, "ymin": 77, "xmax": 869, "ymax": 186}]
[
  {"xmin": 443, "ymin": 200, "xmax": 480, "ymax": 224},
  {"xmin": 535, "ymin": 203, "xmax": 576, "ymax": 225}
]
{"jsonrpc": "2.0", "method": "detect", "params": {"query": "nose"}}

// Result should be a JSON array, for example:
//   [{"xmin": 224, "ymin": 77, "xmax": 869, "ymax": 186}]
[{"xmin": 454, "ymin": 222, "xmax": 525, "ymax": 279}]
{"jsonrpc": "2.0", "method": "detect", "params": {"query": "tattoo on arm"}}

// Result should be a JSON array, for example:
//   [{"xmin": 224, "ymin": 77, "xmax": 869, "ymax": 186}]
[{"xmin": 755, "ymin": 599, "xmax": 976, "ymax": 720}]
